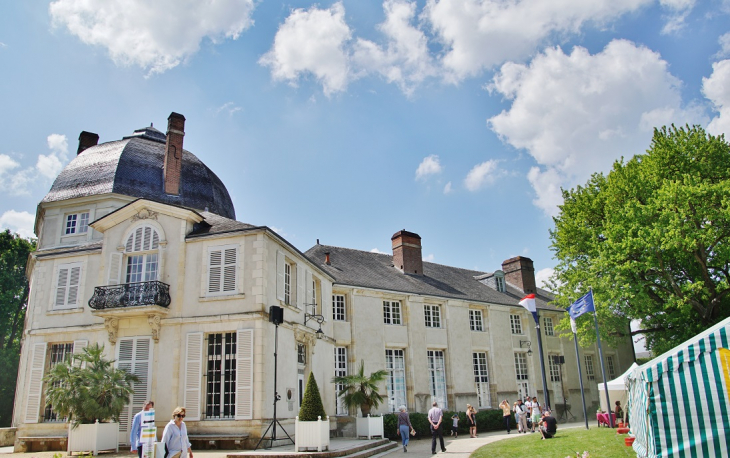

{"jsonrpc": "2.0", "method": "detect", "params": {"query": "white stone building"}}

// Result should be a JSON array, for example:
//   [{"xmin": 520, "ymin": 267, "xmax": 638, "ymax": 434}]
[{"xmin": 12, "ymin": 113, "xmax": 634, "ymax": 451}]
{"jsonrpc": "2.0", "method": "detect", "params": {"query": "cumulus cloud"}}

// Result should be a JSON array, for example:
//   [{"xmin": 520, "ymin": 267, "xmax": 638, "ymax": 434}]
[
  {"xmin": 534, "ymin": 267, "xmax": 555, "ymax": 291},
  {"xmin": 464, "ymin": 160, "xmax": 501, "ymax": 191},
  {"xmin": 415, "ymin": 154, "xmax": 442, "ymax": 179},
  {"xmin": 718, "ymin": 33, "xmax": 730, "ymax": 58},
  {"xmin": 0, "ymin": 134, "xmax": 71, "ymax": 194},
  {"xmin": 0, "ymin": 210, "xmax": 35, "ymax": 239},
  {"xmin": 488, "ymin": 39, "xmax": 702, "ymax": 216},
  {"xmin": 352, "ymin": 0, "xmax": 437, "ymax": 96},
  {"xmin": 703, "ymin": 59, "xmax": 730, "ymax": 136},
  {"xmin": 259, "ymin": 3, "xmax": 353, "ymax": 96},
  {"xmin": 370, "ymin": 247, "xmax": 387, "ymax": 254},
  {"xmin": 658, "ymin": 0, "xmax": 696, "ymax": 34},
  {"xmin": 423, "ymin": 253, "xmax": 435, "ymax": 262},
  {"xmin": 49, "ymin": 0, "xmax": 255, "ymax": 75},
  {"xmin": 443, "ymin": 181, "xmax": 453, "ymax": 194}
]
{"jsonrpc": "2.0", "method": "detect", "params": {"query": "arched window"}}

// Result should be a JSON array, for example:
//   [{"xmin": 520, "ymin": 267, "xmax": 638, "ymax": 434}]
[{"xmin": 124, "ymin": 226, "xmax": 160, "ymax": 283}]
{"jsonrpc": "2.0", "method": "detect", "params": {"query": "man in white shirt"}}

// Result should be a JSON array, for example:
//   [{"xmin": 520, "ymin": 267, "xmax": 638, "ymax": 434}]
[
  {"xmin": 428, "ymin": 402, "xmax": 446, "ymax": 454},
  {"xmin": 130, "ymin": 401, "xmax": 154, "ymax": 458}
]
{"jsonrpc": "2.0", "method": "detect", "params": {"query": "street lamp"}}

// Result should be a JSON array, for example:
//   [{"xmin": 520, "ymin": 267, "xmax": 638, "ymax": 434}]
[
  {"xmin": 304, "ymin": 303, "xmax": 325, "ymax": 339},
  {"xmin": 520, "ymin": 340, "xmax": 533, "ymax": 357}
]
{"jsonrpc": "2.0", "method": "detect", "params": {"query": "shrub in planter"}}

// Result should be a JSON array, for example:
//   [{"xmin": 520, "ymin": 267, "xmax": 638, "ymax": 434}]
[
  {"xmin": 332, "ymin": 360, "xmax": 387, "ymax": 417},
  {"xmin": 298, "ymin": 372, "xmax": 327, "ymax": 421}
]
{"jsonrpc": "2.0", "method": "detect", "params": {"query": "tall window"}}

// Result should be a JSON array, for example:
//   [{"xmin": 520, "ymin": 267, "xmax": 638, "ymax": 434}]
[
  {"xmin": 383, "ymin": 300, "xmax": 402, "ymax": 325},
  {"xmin": 385, "ymin": 349, "xmax": 406, "ymax": 412},
  {"xmin": 428, "ymin": 350, "xmax": 447, "ymax": 409},
  {"xmin": 55, "ymin": 262, "xmax": 82, "ymax": 309},
  {"xmin": 65, "ymin": 212, "xmax": 89, "ymax": 235},
  {"xmin": 424, "ymin": 305, "xmax": 441, "ymax": 328},
  {"xmin": 495, "ymin": 274, "xmax": 505, "ymax": 292},
  {"xmin": 514, "ymin": 352, "xmax": 529, "ymax": 381},
  {"xmin": 469, "ymin": 309, "xmax": 484, "ymax": 331},
  {"xmin": 584, "ymin": 355, "xmax": 595, "ymax": 381},
  {"xmin": 543, "ymin": 317, "xmax": 554, "ymax": 336},
  {"xmin": 510, "ymin": 314, "xmax": 523, "ymax": 334},
  {"xmin": 207, "ymin": 245, "xmax": 237, "ymax": 296},
  {"xmin": 334, "ymin": 347, "xmax": 348, "ymax": 415},
  {"xmin": 607, "ymin": 355, "xmax": 616, "ymax": 379},
  {"xmin": 43, "ymin": 343, "xmax": 74, "ymax": 421},
  {"xmin": 284, "ymin": 263, "xmax": 291, "ymax": 305},
  {"xmin": 548, "ymin": 355, "xmax": 561, "ymax": 382},
  {"xmin": 125, "ymin": 226, "xmax": 159, "ymax": 283},
  {"xmin": 206, "ymin": 332, "xmax": 236, "ymax": 419},
  {"xmin": 297, "ymin": 344, "xmax": 307, "ymax": 365},
  {"xmin": 333, "ymin": 294, "xmax": 346, "ymax": 321},
  {"xmin": 473, "ymin": 352, "xmax": 491, "ymax": 408}
]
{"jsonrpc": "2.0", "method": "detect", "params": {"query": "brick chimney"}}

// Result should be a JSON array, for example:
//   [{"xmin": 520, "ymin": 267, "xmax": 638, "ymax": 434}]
[
  {"xmin": 76, "ymin": 131, "xmax": 99, "ymax": 155},
  {"xmin": 392, "ymin": 230, "xmax": 423, "ymax": 275},
  {"xmin": 501, "ymin": 256, "xmax": 536, "ymax": 294},
  {"xmin": 164, "ymin": 112, "xmax": 185, "ymax": 195}
]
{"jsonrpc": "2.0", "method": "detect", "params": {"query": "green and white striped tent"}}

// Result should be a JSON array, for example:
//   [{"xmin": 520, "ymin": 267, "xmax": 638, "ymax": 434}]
[{"xmin": 626, "ymin": 316, "xmax": 730, "ymax": 457}]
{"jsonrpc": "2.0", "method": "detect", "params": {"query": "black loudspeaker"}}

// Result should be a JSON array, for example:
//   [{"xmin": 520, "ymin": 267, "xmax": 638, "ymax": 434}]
[
  {"xmin": 559, "ymin": 356, "xmax": 565, "ymax": 364},
  {"xmin": 269, "ymin": 305, "xmax": 284, "ymax": 325}
]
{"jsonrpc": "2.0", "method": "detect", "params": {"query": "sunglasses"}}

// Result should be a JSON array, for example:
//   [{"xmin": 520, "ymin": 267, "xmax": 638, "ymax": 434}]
[{"xmin": 176, "ymin": 414, "xmax": 185, "ymax": 418}]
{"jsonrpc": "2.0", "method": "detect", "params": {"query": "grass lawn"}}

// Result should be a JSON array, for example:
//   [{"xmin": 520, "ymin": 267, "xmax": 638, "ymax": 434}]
[{"xmin": 472, "ymin": 427, "xmax": 637, "ymax": 458}]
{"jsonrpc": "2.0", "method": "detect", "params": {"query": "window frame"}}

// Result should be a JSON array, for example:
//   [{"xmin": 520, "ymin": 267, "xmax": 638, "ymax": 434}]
[
  {"xmin": 510, "ymin": 314, "xmax": 523, "ymax": 335},
  {"xmin": 64, "ymin": 211, "xmax": 90, "ymax": 236},
  {"xmin": 495, "ymin": 274, "xmax": 505, "ymax": 293},
  {"xmin": 543, "ymin": 317, "xmax": 555, "ymax": 336},
  {"xmin": 43, "ymin": 342, "xmax": 75, "ymax": 422},
  {"xmin": 424, "ymin": 304, "xmax": 441, "ymax": 328},
  {"xmin": 469, "ymin": 309, "xmax": 484, "ymax": 332},
  {"xmin": 206, "ymin": 244, "xmax": 239, "ymax": 297},
  {"xmin": 333, "ymin": 294, "xmax": 346, "ymax": 321},
  {"xmin": 385, "ymin": 349, "xmax": 407, "ymax": 412},
  {"xmin": 472, "ymin": 352, "xmax": 491, "ymax": 408},
  {"xmin": 205, "ymin": 332, "xmax": 237, "ymax": 420},
  {"xmin": 53, "ymin": 261, "xmax": 83, "ymax": 310},
  {"xmin": 584, "ymin": 354, "xmax": 596, "ymax": 381},
  {"xmin": 514, "ymin": 352, "xmax": 529, "ymax": 381},
  {"xmin": 548, "ymin": 354, "xmax": 561, "ymax": 382},
  {"xmin": 334, "ymin": 347, "xmax": 348, "ymax": 415},
  {"xmin": 607, "ymin": 355, "xmax": 616, "ymax": 379},
  {"xmin": 427, "ymin": 350, "xmax": 448, "ymax": 410},
  {"xmin": 383, "ymin": 300, "xmax": 402, "ymax": 325}
]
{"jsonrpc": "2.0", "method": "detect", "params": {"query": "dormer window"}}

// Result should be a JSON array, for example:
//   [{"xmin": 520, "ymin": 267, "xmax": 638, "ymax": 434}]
[
  {"xmin": 65, "ymin": 212, "xmax": 89, "ymax": 235},
  {"xmin": 494, "ymin": 271, "xmax": 506, "ymax": 292}
]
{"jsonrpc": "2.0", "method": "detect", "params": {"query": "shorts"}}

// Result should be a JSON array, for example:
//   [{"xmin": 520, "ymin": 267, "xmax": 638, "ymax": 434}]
[
  {"xmin": 540, "ymin": 426, "xmax": 555, "ymax": 438},
  {"xmin": 452, "ymin": 426, "xmax": 458, "ymax": 433}
]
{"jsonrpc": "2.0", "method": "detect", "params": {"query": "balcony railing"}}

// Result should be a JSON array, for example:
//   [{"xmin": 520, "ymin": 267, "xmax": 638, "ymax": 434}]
[{"xmin": 88, "ymin": 281, "xmax": 171, "ymax": 310}]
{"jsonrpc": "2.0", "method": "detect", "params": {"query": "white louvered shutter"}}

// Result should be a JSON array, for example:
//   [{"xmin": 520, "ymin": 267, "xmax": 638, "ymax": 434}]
[
  {"xmin": 116, "ymin": 337, "xmax": 152, "ymax": 445},
  {"xmin": 276, "ymin": 251, "xmax": 285, "ymax": 301},
  {"xmin": 305, "ymin": 270, "xmax": 313, "ymax": 311},
  {"xmin": 235, "ymin": 329, "xmax": 254, "ymax": 420},
  {"xmin": 184, "ymin": 332, "xmax": 204, "ymax": 421},
  {"xmin": 223, "ymin": 247, "xmax": 237, "ymax": 293},
  {"xmin": 67, "ymin": 266, "xmax": 81, "ymax": 306},
  {"xmin": 208, "ymin": 248, "xmax": 222, "ymax": 294},
  {"xmin": 55, "ymin": 267, "xmax": 69, "ymax": 308},
  {"xmin": 108, "ymin": 253, "xmax": 123, "ymax": 285},
  {"xmin": 24, "ymin": 342, "xmax": 47, "ymax": 424},
  {"xmin": 297, "ymin": 265, "xmax": 305, "ymax": 309},
  {"xmin": 72, "ymin": 340, "xmax": 88, "ymax": 367}
]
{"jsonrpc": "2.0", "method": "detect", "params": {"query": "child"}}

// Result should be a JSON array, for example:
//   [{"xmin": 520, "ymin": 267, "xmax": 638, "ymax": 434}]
[{"xmin": 451, "ymin": 413, "xmax": 459, "ymax": 437}]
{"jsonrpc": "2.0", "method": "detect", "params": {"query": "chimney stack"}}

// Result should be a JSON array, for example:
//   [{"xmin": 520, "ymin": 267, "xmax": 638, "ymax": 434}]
[
  {"xmin": 164, "ymin": 112, "xmax": 185, "ymax": 195},
  {"xmin": 325, "ymin": 252, "xmax": 331, "ymax": 265},
  {"xmin": 391, "ymin": 230, "xmax": 423, "ymax": 275},
  {"xmin": 77, "ymin": 131, "xmax": 99, "ymax": 155},
  {"xmin": 501, "ymin": 256, "xmax": 536, "ymax": 294}
]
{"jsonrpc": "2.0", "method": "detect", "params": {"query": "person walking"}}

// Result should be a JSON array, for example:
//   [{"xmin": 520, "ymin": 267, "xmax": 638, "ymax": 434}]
[
  {"xmin": 499, "ymin": 399, "xmax": 511, "ymax": 434},
  {"xmin": 428, "ymin": 401, "xmax": 446, "ymax": 454},
  {"xmin": 397, "ymin": 405, "xmax": 414, "ymax": 452},
  {"xmin": 130, "ymin": 401, "xmax": 154, "ymax": 458},
  {"xmin": 161, "ymin": 407, "xmax": 193, "ymax": 458},
  {"xmin": 530, "ymin": 397, "xmax": 541, "ymax": 433},
  {"xmin": 514, "ymin": 399, "xmax": 528, "ymax": 433},
  {"xmin": 466, "ymin": 404, "xmax": 477, "ymax": 438}
]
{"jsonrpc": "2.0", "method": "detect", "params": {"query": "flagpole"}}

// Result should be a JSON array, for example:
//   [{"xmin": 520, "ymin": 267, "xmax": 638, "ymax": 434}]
[
  {"xmin": 534, "ymin": 311, "xmax": 551, "ymax": 411},
  {"xmin": 571, "ymin": 318, "xmax": 589, "ymax": 429},
  {"xmin": 591, "ymin": 288, "xmax": 614, "ymax": 428}
]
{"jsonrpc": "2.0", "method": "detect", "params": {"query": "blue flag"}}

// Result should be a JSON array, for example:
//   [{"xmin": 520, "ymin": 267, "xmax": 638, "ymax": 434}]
[{"xmin": 569, "ymin": 291, "xmax": 595, "ymax": 319}]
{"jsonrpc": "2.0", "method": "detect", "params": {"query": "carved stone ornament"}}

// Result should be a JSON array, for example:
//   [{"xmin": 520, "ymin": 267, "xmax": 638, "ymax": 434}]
[
  {"xmin": 294, "ymin": 328, "xmax": 317, "ymax": 353},
  {"xmin": 148, "ymin": 314, "xmax": 162, "ymax": 343},
  {"xmin": 104, "ymin": 317, "xmax": 119, "ymax": 344},
  {"xmin": 131, "ymin": 208, "xmax": 159, "ymax": 222}
]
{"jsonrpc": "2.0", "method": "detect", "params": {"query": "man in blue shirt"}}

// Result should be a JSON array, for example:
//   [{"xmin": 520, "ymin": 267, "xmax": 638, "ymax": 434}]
[{"xmin": 130, "ymin": 401, "xmax": 154, "ymax": 458}]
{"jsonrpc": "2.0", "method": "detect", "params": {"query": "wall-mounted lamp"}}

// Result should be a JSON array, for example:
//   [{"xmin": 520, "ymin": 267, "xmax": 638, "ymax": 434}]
[
  {"xmin": 520, "ymin": 340, "xmax": 533, "ymax": 357},
  {"xmin": 304, "ymin": 303, "xmax": 325, "ymax": 339}
]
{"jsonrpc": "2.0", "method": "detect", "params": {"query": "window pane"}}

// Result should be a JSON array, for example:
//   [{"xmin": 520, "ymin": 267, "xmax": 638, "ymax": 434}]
[
  {"xmin": 386, "ymin": 349, "xmax": 406, "ymax": 412},
  {"xmin": 206, "ymin": 332, "xmax": 236, "ymax": 419}
]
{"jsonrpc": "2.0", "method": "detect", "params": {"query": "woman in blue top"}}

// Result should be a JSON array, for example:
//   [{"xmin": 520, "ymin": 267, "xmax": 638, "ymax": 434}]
[{"xmin": 161, "ymin": 407, "xmax": 193, "ymax": 458}]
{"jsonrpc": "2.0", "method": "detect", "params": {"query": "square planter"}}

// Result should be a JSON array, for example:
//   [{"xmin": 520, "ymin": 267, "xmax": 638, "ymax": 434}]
[
  {"xmin": 68, "ymin": 421, "xmax": 119, "ymax": 455},
  {"xmin": 356, "ymin": 415, "xmax": 384, "ymax": 439},
  {"xmin": 295, "ymin": 416, "xmax": 330, "ymax": 452}
]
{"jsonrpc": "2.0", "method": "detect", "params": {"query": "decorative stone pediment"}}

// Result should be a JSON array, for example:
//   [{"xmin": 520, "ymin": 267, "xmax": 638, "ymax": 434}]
[{"xmin": 131, "ymin": 208, "xmax": 159, "ymax": 222}]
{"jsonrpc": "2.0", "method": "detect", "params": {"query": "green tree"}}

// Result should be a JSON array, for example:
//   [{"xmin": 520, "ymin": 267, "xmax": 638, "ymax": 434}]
[
  {"xmin": 0, "ymin": 230, "xmax": 35, "ymax": 426},
  {"xmin": 298, "ymin": 372, "xmax": 327, "ymax": 421},
  {"xmin": 331, "ymin": 360, "xmax": 387, "ymax": 417},
  {"xmin": 550, "ymin": 125, "xmax": 730, "ymax": 354},
  {"xmin": 44, "ymin": 343, "xmax": 138, "ymax": 427}
]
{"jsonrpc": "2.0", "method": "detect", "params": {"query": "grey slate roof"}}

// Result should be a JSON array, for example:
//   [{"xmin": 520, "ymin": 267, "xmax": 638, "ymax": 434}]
[
  {"xmin": 305, "ymin": 244, "xmax": 560, "ymax": 311},
  {"xmin": 188, "ymin": 211, "xmax": 259, "ymax": 237},
  {"xmin": 42, "ymin": 127, "xmax": 236, "ymax": 220},
  {"xmin": 34, "ymin": 241, "xmax": 103, "ymax": 258}
]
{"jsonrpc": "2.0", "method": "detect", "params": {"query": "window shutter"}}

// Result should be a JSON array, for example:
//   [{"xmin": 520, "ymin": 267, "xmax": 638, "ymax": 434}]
[
  {"xmin": 297, "ymin": 265, "xmax": 305, "ymax": 309},
  {"xmin": 208, "ymin": 248, "xmax": 222, "ymax": 294},
  {"xmin": 184, "ymin": 332, "xmax": 204, "ymax": 421},
  {"xmin": 276, "ymin": 251, "xmax": 285, "ymax": 301},
  {"xmin": 222, "ymin": 247, "xmax": 237, "ymax": 293},
  {"xmin": 55, "ymin": 267, "xmax": 69, "ymax": 308},
  {"xmin": 116, "ymin": 337, "xmax": 152, "ymax": 444},
  {"xmin": 108, "ymin": 253, "xmax": 123, "ymax": 285},
  {"xmin": 73, "ymin": 340, "xmax": 88, "ymax": 367},
  {"xmin": 235, "ymin": 329, "xmax": 254, "ymax": 420},
  {"xmin": 24, "ymin": 342, "xmax": 47, "ymax": 424},
  {"xmin": 67, "ymin": 266, "xmax": 81, "ymax": 307},
  {"xmin": 305, "ymin": 270, "xmax": 313, "ymax": 309}
]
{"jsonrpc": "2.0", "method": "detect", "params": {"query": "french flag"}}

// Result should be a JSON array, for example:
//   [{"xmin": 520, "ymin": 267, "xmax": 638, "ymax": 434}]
[{"xmin": 519, "ymin": 293, "xmax": 538, "ymax": 322}]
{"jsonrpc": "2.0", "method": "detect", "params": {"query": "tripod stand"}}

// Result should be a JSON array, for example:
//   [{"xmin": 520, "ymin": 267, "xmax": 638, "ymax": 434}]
[
  {"xmin": 557, "ymin": 361, "xmax": 575, "ymax": 422},
  {"xmin": 254, "ymin": 308, "xmax": 294, "ymax": 450}
]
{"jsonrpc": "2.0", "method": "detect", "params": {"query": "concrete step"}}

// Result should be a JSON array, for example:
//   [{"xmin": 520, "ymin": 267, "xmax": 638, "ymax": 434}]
[{"xmin": 228, "ymin": 439, "xmax": 395, "ymax": 458}]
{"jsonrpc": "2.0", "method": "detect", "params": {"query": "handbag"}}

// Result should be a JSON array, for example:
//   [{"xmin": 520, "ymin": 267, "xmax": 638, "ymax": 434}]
[{"xmin": 410, "ymin": 428, "xmax": 416, "ymax": 436}]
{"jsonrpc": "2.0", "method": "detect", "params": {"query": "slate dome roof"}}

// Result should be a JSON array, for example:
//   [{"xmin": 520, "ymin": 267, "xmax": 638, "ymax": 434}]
[{"xmin": 42, "ymin": 126, "xmax": 236, "ymax": 220}]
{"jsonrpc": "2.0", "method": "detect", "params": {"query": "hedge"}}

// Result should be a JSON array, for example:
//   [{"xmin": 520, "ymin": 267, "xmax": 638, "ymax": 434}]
[{"xmin": 383, "ymin": 409, "xmax": 516, "ymax": 440}]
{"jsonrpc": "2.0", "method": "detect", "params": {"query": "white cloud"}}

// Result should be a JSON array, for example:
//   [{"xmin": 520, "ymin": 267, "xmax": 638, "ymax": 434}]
[
  {"xmin": 0, "ymin": 42, "xmax": 7, "ymax": 48},
  {"xmin": 259, "ymin": 2, "xmax": 353, "ymax": 96},
  {"xmin": 352, "ymin": 0, "xmax": 436, "ymax": 96},
  {"xmin": 658, "ymin": 0, "xmax": 695, "ymax": 34},
  {"xmin": 443, "ymin": 181, "xmax": 453, "ymax": 194},
  {"xmin": 216, "ymin": 102, "xmax": 242, "ymax": 117},
  {"xmin": 424, "ymin": 0, "xmax": 653, "ymax": 82},
  {"xmin": 36, "ymin": 154, "xmax": 65, "ymax": 180},
  {"xmin": 423, "ymin": 253, "xmax": 435, "ymax": 262},
  {"xmin": 415, "ymin": 154, "xmax": 442, "ymax": 179},
  {"xmin": 703, "ymin": 59, "xmax": 730, "ymax": 136},
  {"xmin": 0, "ymin": 134, "xmax": 73, "ymax": 194},
  {"xmin": 488, "ymin": 39, "xmax": 702, "ymax": 216},
  {"xmin": 464, "ymin": 160, "xmax": 500, "ymax": 191},
  {"xmin": 47, "ymin": 133, "xmax": 68, "ymax": 155},
  {"xmin": 718, "ymin": 33, "xmax": 730, "ymax": 58},
  {"xmin": 0, "ymin": 154, "xmax": 20, "ymax": 176},
  {"xmin": 0, "ymin": 210, "xmax": 35, "ymax": 239},
  {"xmin": 534, "ymin": 267, "xmax": 554, "ymax": 291},
  {"xmin": 270, "ymin": 226, "xmax": 287, "ymax": 236},
  {"xmin": 49, "ymin": 0, "xmax": 255, "ymax": 75},
  {"xmin": 370, "ymin": 248, "xmax": 387, "ymax": 254}
]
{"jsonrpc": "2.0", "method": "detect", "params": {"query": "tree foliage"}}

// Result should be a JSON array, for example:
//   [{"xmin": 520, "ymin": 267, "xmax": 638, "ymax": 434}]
[
  {"xmin": 331, "ymin": 360, "xmax": 387, "ymax": 417},
  {"xmin": 0, "ymin": 230, "xmax": 35, "ymax": 426},
  {"xmin": 44, "ymin": 343, "xmax": 138, "ymax": 427},
  {"xmin": 298, "ymin": 371, "xmax": 327, "ymax": 421},
  {"xmin": 550, "ymin": 125, "xmax": 730, "ymax": 354}
]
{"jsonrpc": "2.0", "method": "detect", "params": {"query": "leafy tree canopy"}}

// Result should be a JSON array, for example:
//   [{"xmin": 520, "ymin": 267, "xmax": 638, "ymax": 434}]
[{"xmin": 550, "ymin": 125, "xmax": 730, "ymax": 354}]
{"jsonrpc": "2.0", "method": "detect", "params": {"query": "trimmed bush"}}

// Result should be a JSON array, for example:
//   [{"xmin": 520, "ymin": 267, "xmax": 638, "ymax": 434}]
[
  {"xmin": 382, "ymin": 409, "xmax": 515, "ymax": 440},
  {"xmin": 298, "ymin": 372, "xmax": 327, "ymax": 421}
]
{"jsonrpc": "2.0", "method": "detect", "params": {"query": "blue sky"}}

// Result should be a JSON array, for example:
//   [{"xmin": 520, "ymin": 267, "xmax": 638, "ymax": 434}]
[{"xmin": 1, "ymin": 0, "xmax": 729, "ymax": 288}]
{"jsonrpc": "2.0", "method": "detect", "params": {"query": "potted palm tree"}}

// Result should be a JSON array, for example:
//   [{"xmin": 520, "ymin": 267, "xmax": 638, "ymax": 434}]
[
  {"xmin": 44, "ymin": 343, "xmax": 137, "ymax": 455},
  {"xmin": 332, "ymin": 360, "xmax": 387, "ymax": 439},
  {"xmin": 295, "ymin": 372, "xmax": 330, "ymax": 451}
]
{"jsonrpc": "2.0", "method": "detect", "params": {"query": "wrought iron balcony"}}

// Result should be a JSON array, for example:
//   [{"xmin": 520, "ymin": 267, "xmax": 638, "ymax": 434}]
[{"xmin": 88, "ymin": 281, "xmax": 171, "ymax": 310}]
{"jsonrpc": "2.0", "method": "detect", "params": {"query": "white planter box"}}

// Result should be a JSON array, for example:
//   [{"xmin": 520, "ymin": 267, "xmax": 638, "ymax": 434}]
[
  {"xmin": 68, "ymin": 421, "xmax": 119, "ymax": 455},
  {"xmin": 295, "ymin": 416, "xmax": 330, "ymax": 452},
  {"xmin": 356, "ymin": 415, "xmax": 384, "ymax": 439}
]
